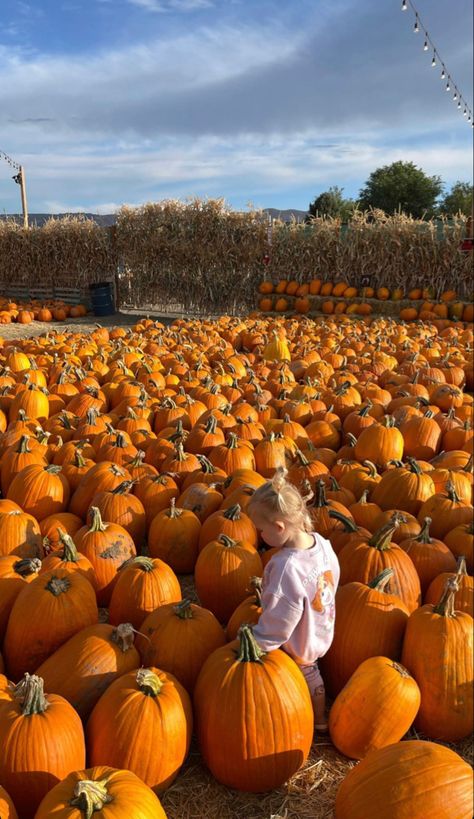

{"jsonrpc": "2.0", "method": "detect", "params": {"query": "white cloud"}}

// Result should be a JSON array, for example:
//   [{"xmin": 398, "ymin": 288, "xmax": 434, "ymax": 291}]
[{"xmin": 127, "ymin": 0, "xmax": 214, "ymax": 11}]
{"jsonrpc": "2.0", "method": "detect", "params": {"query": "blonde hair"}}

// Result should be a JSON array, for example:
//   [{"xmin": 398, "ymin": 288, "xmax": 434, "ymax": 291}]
[{"xmin": 247, "ymin": 467, "xmax": 313, "ymax": 533}]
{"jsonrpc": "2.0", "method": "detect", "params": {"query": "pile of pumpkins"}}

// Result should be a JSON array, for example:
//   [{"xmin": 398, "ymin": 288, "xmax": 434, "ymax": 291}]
[
  {"xmin": 258, "ymin": 278, "xmax": 473, "ymax": 323},
  {"xmin": 0, "ymin": 314, "xmax": 472, "ymax": 818},
  {"xmin": 0, "ymin": 297, "xmax": 88, "ymax": 324}
]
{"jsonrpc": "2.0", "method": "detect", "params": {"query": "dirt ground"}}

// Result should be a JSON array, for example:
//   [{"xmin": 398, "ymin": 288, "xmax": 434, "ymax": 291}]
[{"xmin": 0, "ymin": 310, "xmax": 180, "ymax": 341}]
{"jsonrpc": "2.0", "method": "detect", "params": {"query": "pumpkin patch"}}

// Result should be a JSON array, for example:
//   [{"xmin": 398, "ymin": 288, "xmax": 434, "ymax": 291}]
[{"xmin": 0, "ymin": 310, "xmax": 471, "ymax": 816}]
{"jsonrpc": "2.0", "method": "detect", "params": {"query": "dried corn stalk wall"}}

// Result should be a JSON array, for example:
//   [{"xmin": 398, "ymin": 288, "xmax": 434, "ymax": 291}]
[
  {"xmin": 269, "ymin": 211, "xmax": 472, "ymax": 299},
  {"xmin": 114, "ymin": 200, "xmax": 267, "ymax": 313},
  {"xmin": 0, "ymin": 206, "xmax": 471, "ymax": 311},
  {"xmin": 0, "ymin": 217, "xmax": 116, "ymax": 288}
]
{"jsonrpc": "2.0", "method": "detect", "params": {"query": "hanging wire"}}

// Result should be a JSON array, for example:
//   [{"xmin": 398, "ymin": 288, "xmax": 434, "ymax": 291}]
[{"xmin": 401, "ymin": 0, "xmax": 473, "ymax": 127}]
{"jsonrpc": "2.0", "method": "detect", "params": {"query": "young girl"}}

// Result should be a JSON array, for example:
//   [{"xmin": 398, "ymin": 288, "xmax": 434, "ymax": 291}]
[{"xmin": 246, "ymin": 468, "xmax": 339, "ymax": 731}]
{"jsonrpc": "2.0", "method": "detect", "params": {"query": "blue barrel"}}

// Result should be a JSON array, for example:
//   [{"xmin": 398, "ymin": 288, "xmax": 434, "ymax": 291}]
[{"xmin": 89, "ymin": 281, "xmax": 115, "ymax": 316}]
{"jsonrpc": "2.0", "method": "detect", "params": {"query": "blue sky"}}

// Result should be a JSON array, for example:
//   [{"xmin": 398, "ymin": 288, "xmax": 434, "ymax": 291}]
[{"xmin": 1, "ymin": 0, "xmax": 472, "ymax": 214}]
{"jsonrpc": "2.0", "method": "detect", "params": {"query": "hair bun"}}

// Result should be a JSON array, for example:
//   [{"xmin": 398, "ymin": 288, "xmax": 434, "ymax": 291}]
[{"xmin": 271, "ymin": 466, "xmax": 288, "ymax": 494}]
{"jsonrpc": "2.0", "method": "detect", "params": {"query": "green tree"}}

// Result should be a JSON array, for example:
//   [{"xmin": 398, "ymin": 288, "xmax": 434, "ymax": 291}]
[
  {"xmin": 358, "ymin": 161, "xmax": 443, "ymax": 219},
  {"xmin": 438, "ymin": 181, "xmax": 473, "ymax": 216},
  {"xmin": 307, "ymin": 186, "xmax": 356, "ymax": 221}
]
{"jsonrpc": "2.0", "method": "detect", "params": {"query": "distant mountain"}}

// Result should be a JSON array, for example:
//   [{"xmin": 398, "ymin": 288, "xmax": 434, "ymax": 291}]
[
  {"xmin": 263, "ymin": 208, "xmax": 308, "ymax": 222},
  {"xmin": 0, "ymin": 213, "xmax": 117, "ymax": 227},
  {"xmin": 1, "ymin": 207, "xmax": 308, "ymax": 227}
]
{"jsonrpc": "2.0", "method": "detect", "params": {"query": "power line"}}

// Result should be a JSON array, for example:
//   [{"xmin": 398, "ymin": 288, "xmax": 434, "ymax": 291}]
[{"xmin": 401, "ymin": 0, "xmax": 473, "ymax": 126}]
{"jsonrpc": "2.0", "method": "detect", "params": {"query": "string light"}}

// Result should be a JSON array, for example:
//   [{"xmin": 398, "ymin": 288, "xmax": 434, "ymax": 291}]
[
  {"xmin": 0, "ymin": 149, "xmax": 21, "ymax": 173},
  {"xmin": 401, "ymin": 0, "xmax": 473, "ymax": 126}
]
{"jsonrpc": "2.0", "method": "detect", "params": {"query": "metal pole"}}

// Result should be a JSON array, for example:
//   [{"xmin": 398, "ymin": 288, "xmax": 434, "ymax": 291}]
[{"xmin": 19, "ymin": 166, "xmax": 28, "ymax": 228}]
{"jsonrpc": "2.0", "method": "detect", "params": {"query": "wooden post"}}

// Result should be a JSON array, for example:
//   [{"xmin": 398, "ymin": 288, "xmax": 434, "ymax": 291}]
[{"xmin": 19, "ymin": 166, "xmax": 28, "ymax": 229}]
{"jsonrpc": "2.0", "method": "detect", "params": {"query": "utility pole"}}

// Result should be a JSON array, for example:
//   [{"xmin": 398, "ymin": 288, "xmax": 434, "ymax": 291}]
[
  {"xmin": 18, "ymin": 166, "xmax": 28, "ymax": 229},
  {"xmin": 1, "ymin": 149, "xmax": 29, "ymax": 228}
]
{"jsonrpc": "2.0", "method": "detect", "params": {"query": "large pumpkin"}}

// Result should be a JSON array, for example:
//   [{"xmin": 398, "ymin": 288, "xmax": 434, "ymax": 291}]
[
  {"xmin": 335, "ymin": 740, "xmax": 473, "ymax": 819},
  {"xmin": 35, "ymin": 622, "xmax": 140, "ymax": 721},
  {"xmin": 401, "ymin": 577, "xmax": 473, "ymax": 741},
  {"xmin": 328, "ymin": 656, "xmax": 420, "ymax": 759},
  {"xmin": 194, "ymin": 625, "xmax": 313, "ymax": 792},
  {"xmin": 0, "ymin": 556, "xmax": 42, "ymax": 641},
  {"xmin": 7, "ymin": 463, "xmax": 70, "ymax": 521},
  {"xmin": 0, "ymin": 673, "xmax": 85, "ymax": 819},
  {"xmin": 74, "ymin": 506, "xmax": 136, "ymax": 606},
  {"xmin": 3, "ymin": 567, "xmax": 98, "ymax": 680},
  {"xmin": 108, "ymin": 556, "xmax": 181, "ymax": 629},
  {"xmin": 137, "ymin": 599, "xmax": 226, "ymax": 693},
  {"xmin": 320, "ymin": 568, "xmax": 410, "ymax": 697},
  {"xmin": 147, "ymin": 498, "xmax": 201, "ymax": 574},
  {"xmin": 86, "ymin": 667, "xmax": 192, "ymax": 792},
  {"xmin": 34, "ymin": 766, "xmax": 167, "ymax": 818},
  {"xmin": 194, "ymin": 534, "xmax": 263, "ymax": 623}
]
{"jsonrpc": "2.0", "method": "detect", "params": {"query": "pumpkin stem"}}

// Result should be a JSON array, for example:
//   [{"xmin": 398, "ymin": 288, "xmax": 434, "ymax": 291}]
[
  {"xmin": 368, "ymin": 518, "xmax": 400, "ymax": 551},
  {"xmin": 368, "ymin": 567, "xmax": 395, "ymax": 591},
  {"xmin": 168, "ymin": 496, "xmax": 182, "ymax": 519},
  {"xmin": 358, "ymin": 489, "xmax": 370, "ymax": 505},
  {"xmin": 445, "ymin": 480, "xmax": 461, "ymax": 503},
  {"xmin": 13, "ymin": 673, "xmax": 49, "ymax": 715},
  {"xmin": 433, "ymin": 576, "xmax": 459, "ymax": 617},
  {"xmin": 173, "ymin": 598, "xmax": 194, "ymax": 619},
  {"xmin": 136, "ymin": 667, "xmax": 163, "ymax": 697},
  {"xmin": 390, "ymin": 661, "xmax": 413, "ymax": 679},
  {"xmin": 223, "ymin": 503, "xmax": 242, "ymax": 521},
  {"xmin": 13, "ymin": 557, "xmax": 42, "ymax": 576},
  {"xmin": 313, "ymin": 479, "xmax": 329, "ymax": 508},
  {"xmin": 87, "ymin": 506, "xmax": 107, "ymax": 533},
  {"xmin": 110, "ymin": 623, "xmax": 136, "ymax": 652},
  {"xmin": 416, "ymin": 517, "xmax": 432, "ymax": 544},
  {"xmin": 236, "ymin": 623, "xmax": 265, "ymax": 663},
  {"xmin": 361, "ymin": 460, "xmax": 379, "ymax": 478},
  {"xmin": 196, "ymin": 454, "xmax": 219, "ymax": 474},
  {"xmin": 120, "ymin": 556, "xmax": 154, "ymax": 572},
  {"xmin": 249, "ymin": 576, "xmax": 263, "ymax": 606},
  {"xmin": 110, "ymin": 480, "xmax": 136, "ymax": 495},
  {"xmin": 58, "ymin": 532, "xmax": 80, "ymax": 563},
  {"xmin": 455, "ymin": 555, "xmax": 467, "ymax": 577},
  {"xmin": 345, "ymin": 432, "xmax": 357, "ymax": 447},
  {"xmin": 328, "ymin": 508, "xmax": 359, "ymax": 532},
  {"xmin": 45, "ymin": 574, "xmax": 71, "ymax": 596},
  {"xmin": 15, "ymin": 434, "xmax": 32, "ymax": 453},
  {"xmin": 406, "ymin": 457, "xmax": 423, "ymax": 475},
  {"xmin": 70, "ymin": 779, "xmax": 113, "ymax": 818},
  {"xmin": 218, "ymin": 534, "xmax": 238, "ymax": 548}
]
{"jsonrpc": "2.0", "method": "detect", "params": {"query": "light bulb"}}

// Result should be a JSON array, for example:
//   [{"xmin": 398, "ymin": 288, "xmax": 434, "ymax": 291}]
[
  {"xmin": 457, "ymin": 100, "xmax": 461, "ymax": 109},
  {"xmin": 401, "ymin": 0, "xmax": 407, "ymax": 9},
  {"xmin": 413, "ymin": 16, "xmax": 419, "ymax": 32},
  {"xmin": 423, "ymin": 39, "xmax": 429, "ymax": 51},
  {"xmin": 441, "ymin": 68, "xmax": 446, "ymax": 79},
  {"xmin": 445, "ymin": 80, "xmax": 450, "ymax": 91},
  {"xmin": 431, "ymin": 54, "xmax": 436, "ymax": 67},
  {"xmin": 463, "ymin": 108, "xmax": 467, "ymax": 116},
  {"xmin": 453, "ymin": 90, "xmax": 457, "ymax": 100}
]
